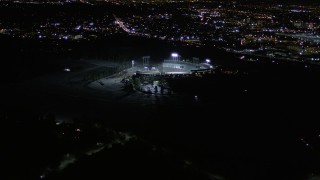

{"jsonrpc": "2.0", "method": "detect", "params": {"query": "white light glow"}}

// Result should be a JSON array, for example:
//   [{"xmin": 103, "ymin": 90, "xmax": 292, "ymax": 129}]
[{"xmin": 171, "ymin": 53, "xmax": 178, "ymax": 57}]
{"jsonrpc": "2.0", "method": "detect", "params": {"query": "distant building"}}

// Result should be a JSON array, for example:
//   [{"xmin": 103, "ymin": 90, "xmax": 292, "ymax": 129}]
[{"xmin": 293, "ymin": 21, "xmax": 303, "ymax": 28}]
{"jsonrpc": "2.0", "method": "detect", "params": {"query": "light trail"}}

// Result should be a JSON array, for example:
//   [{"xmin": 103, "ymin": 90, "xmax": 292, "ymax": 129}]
[{"xmin": 113, "ymin": 14, "xmax": 135, "ymax": 34}]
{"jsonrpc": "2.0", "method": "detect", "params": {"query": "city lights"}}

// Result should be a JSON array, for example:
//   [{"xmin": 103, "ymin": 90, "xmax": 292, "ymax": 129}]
[{"xmin": 1, "ymin": 1, "xmax": 320, "ymax": 180}]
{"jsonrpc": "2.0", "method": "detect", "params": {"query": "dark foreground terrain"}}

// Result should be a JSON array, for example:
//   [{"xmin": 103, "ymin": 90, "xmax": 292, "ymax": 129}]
[{"xmin": 1, "ymin": 35, "xmax": 320, "ymax": 180}]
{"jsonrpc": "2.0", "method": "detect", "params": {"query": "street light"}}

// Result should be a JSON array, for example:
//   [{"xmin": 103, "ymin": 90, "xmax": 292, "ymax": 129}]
[{"xmin": 205, "ymin": 59, "xmax": 211, "ymax": 63}]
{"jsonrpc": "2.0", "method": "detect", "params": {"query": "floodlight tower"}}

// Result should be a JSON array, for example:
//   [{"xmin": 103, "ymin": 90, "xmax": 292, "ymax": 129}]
[
  {"xmin": 171, "ymin": 53, "xmax": 179, "ymax": 61},
  {"xmin": 142, "ymin": 56, "xmax": 150, "ymax": 66}
]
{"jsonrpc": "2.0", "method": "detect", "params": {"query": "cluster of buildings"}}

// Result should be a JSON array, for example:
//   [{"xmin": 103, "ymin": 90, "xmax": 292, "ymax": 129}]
[{"xmin": 1, "ymin": 1, "xmax": 320, "ymax": 62}]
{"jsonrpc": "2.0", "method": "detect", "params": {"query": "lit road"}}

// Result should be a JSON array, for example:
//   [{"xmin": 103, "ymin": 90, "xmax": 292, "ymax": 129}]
[{"xmin": 114, "ymin": 14, "xmax": 135, "ymax": 34}]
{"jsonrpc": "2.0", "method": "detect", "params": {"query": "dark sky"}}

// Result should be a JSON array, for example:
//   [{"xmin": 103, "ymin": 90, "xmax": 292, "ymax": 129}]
[
  {"xmin": 240, "ymin": 0, "xmax": 319, "ymax": 3},
  {"xmin": 4, "ymin": 0, "xmax": 320, "ymax": 5}
]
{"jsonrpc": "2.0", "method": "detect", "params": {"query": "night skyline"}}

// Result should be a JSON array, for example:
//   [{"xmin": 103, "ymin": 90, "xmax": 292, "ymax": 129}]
[{"xmin": 1, "ymin": 0, "xmax": 320, "ymax": 179}]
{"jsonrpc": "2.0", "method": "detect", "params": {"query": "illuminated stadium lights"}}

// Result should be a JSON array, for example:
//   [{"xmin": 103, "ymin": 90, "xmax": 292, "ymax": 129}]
[
  {"xmin": 171, "ymin": 53, "xmax": 178, "ymax": 57},
  {"xmin": 171, "ymin": 53, "xmax": 179, "ymax": 61}
]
